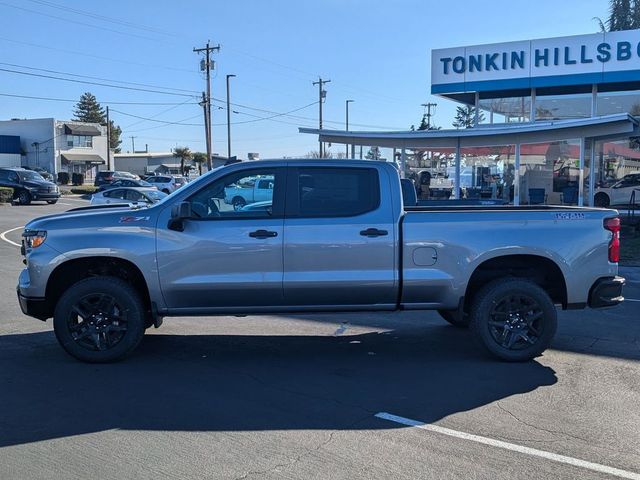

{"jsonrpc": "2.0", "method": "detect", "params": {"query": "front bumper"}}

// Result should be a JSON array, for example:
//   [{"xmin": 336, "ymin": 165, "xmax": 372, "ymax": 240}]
[
  {"xmin": 589, "ymin": 276, "xmax": 625, "ymax": 308},
  {"xmin": 17, "ymin": 288, "xmax": 49, "ymax": 320},
  {"xmin": 31, "ymin": 191, "xmax": 60, "ymax": 201}
]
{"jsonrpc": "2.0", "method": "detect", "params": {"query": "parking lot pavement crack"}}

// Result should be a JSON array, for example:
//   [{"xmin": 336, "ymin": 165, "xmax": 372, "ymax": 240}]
[
  {"xmin": 234, "ymin": 415, "xmax": 370, "ymax": 480},
  {"xmin": 496, "ymin": 402, "xmax": 592, "ymax": 444}
]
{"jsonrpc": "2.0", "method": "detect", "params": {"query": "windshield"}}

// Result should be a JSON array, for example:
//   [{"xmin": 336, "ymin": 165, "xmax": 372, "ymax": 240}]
[
  {"xmin": 146, "ymin": 190, "xmax": 168, "ymax": 201},
  {"xmin": 18, "ymin": 170, "xmax": 45, "ymax": 182}
]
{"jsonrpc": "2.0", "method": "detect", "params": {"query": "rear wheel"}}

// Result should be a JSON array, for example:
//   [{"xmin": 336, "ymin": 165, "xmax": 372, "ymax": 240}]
[
  {"xmin": 17, "ymin": 190, "xmax": 31, "ymax": 205},
  {"xmin": 232, "ymin": 196, "xmax": 246, "ymax": 211},
  {"xmin": 437, "ymin": 309, "xmax": 470, "ymax": 328},
  {"xmin": 594, "ymin": 192, "xmax": 610, "ymax": 207},
  {"xmin": 53, "ymin": 277, "xmax": 145, "ymax": 363},
  {"xmin": 470, "ymin": 278, "xmax": 557, "ymax": 362}
]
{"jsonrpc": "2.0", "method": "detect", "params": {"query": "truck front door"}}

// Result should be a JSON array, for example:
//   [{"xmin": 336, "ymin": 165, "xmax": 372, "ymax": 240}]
[
  {"xmin": 156, "ymin": 167, "xmax": 286, "ymax": 311},
  {"xmin": 283, "ymin": 166, "xmax": 397, "ymax": 308}
]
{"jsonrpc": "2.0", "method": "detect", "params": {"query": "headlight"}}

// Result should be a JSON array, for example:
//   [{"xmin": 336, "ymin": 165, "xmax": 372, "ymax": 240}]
[{"xmin": 22, "ymin": 229, "xmax": 47, "ymax": 249}]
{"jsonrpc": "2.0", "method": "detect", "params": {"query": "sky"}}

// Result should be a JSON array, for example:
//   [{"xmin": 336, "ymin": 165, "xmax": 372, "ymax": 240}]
[{"xmin": 0, "ymin": 0, "xmax": 610, "ymax": 159}]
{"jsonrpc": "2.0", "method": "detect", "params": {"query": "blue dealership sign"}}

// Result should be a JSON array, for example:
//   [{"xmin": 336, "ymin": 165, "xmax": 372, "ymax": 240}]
[{"xmin": 431, "ymin": 30, "xmax": 640, "ymax": 94}]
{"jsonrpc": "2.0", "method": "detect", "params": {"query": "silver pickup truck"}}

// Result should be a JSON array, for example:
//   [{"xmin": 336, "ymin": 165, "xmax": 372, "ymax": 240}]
[{"xmin": 17, "ymin": 160, "xmax": 625, "ymax": 363}]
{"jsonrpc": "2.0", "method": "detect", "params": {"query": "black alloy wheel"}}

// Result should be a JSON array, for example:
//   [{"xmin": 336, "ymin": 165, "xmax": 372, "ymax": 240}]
[
  {"xmin": 54, "ymin": 277, "xmax": 145, "ymax": 362},
  {"xmin": 470, "ymin": 278, "xmax": 557, "ymax": 362},
  {"xmin": 17, "ymin": 190, "xmax": 31, "ymax": 205}
]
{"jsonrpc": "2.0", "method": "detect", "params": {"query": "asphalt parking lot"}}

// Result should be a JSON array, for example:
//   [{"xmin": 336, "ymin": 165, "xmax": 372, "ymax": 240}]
[{"xmin": 0, "ymin": 199, "xmax": 639, "ymax": 480}]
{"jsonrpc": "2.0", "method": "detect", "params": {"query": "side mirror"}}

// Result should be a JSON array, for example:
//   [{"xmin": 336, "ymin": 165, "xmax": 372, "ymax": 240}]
[{"xmin": 168, "ymin": 201, "xmax": 192, "ymax": 231}]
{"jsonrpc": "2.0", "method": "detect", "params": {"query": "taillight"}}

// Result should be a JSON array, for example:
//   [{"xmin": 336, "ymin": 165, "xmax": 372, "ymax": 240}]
[{"xmin": 604, "ymin": 217, "xmax": 621, "ymax": 263}]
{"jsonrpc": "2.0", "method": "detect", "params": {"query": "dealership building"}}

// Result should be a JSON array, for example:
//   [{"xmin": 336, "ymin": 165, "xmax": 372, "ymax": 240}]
[{"xmin": 302, "ymin": 29, "xmax": 640, "ymax": 206}]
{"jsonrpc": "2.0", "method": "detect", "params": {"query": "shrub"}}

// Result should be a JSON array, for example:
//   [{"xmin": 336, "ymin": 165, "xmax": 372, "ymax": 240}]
[
  {"xmin": 57, "ymin": 172, "xmax": 70, "ymax": 185},
  {"xmin": 69, "ymin": 186, "xmax": 98, "ymax": 195},
  {"xmin": 0, "ymin": 187, "xmax": 13, "ymax": 203},
  {"xmin": 71, "ymin": 173, "xmax": 85, "ymax": 186}
]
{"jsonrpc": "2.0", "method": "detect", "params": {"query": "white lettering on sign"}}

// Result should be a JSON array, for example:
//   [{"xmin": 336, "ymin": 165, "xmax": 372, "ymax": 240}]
[{"xmin": 431, "ymin": 30, "xmax": 640, "ymax": 92}]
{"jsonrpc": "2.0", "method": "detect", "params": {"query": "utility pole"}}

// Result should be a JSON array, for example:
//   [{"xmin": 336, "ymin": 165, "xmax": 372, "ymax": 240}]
[
  {"xmin": 130, "ymin": 136, "xmax": 136, "ymax": 153},
  {"xmin": 194, "ymin": 40, "xmax": 220, "ymax": 170},
  {"xmin": 421, "ymin": 102, "xmax": 437, "ymax": 129},
  {"xmin": 199, "ymin": 92, "xmax": 210, "ymax": 169},
  {"xmin": 106, "ymin": 106, "xmax": 111, "ymax": 170},
  {"xmin": 226, "ymin": 74, "xmax": 236, "ymax": 159},
  {"xmin": 345, "ymin": 99, "xmax": 354, "ymax": 158},
  {"xmin": 312, "ymin": 77, "xmax": 331, "ymax": 157}
]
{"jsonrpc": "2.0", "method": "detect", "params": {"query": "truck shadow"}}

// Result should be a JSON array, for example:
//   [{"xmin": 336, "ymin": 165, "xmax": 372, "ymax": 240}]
[{"xmin": 0, "ymin": 325, "xmax": 556, "ymax": 448}]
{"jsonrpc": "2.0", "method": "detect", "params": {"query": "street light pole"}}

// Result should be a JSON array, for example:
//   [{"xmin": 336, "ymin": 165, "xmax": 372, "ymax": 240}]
[
  {"xmin": 226, "ymin": 74, "xmax": 236, "ymax": 159},
  {"xmin": 345, "ymin": 99, "xmax": 354, "ymax": 158}
]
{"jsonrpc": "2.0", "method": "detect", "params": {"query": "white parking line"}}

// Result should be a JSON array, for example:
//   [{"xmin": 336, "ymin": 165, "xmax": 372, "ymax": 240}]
[
  {"xmin": 375, "ymin": 412, "xmax": 640, "ymax": 480},
  {"xmin": 0, "ymin": 226, "xmax": 22, "ymax": 247}
]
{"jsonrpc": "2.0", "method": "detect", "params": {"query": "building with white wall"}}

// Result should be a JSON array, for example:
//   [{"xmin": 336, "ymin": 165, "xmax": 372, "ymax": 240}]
[{"xmin": 0, "ymin": 118, "xmax": 108, "ymax": 181}]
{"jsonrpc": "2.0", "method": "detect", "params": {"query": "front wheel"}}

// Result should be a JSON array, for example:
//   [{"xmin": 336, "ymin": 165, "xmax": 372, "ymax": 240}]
[
  {"xmin": 232, "ymin": 196, "xmax": 246, "ymax": 211},
  {"xmin": 53, "ymin": 277, "xmax": 145, "ymax": 363},
  {"xmin": 470, "ymin": 278, "xmax": 557, "ymax": 362},
  {"xmin": 17, "ymin": 190, "xmax": 31, "ymax": 205}
]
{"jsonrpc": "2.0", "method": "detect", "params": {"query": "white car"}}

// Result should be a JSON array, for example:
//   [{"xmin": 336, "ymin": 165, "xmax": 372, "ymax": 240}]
[
  {"xmin": 594, "ymin": 172, "xmax": 640, "ymax": 207},
  {"xmin": 144, "ymin": 175, "xmax": 188, "ymax": 194},
  {"xmin": 91, "ymin": 187, "xmax": 167, "ymax": 206}
]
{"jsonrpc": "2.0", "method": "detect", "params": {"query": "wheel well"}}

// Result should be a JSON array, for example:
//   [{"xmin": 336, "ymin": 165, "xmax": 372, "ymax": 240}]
[
  {"xmin": 44, "ymin": 257, "xmax": 152, "ymax": 318},
  {"xmin": 232, "ymin": 196, "xmax": 245, "ymax": 203},
  {"xmin": 464, "ymin": 255, "xmax": 567, "ymax": 310}
]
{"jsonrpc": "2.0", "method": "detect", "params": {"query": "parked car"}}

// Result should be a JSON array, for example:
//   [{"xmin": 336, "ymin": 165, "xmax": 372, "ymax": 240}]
[
  {"xmin": 594, "ymin": 172, "xmax": 640, "ymax": 207},
  {"xmin": 17, "ymin": 160, "xmax": 624, "ymax": 363},
  {"xmin": 90, "ymin": 187, "xmax": 167, "ymax": 206},
  {"xmin": 144, "ymin": 175, "xmax": 182, "ymax": 194},
  {"xmin": 98, "ymin": 178, "xmax": 156, "ymax": 192},
  {"xmin": 224, "ymin": 175, "xmax": 274, "ymax": 210},
  {"xmin": 0, "ymin": 167, "xmax": 60, "ymax": 205},
  {"xmin": 94, "ymin": 171, "xmax": 139, "ymax": 187}
]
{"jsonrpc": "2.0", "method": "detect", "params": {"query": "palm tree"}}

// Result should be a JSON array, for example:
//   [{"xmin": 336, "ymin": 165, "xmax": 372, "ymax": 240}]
[
  {"xmin": 192, "ymin": 152, "xmax": 207, "ymax": 175},
  {"xmin": 173, "ymin": 146, "xmax": 193, "ymax": 176}
]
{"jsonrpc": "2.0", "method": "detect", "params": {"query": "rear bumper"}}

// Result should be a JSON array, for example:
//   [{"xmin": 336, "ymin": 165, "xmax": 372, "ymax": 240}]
[
  {"xmin": 17, "ymin": 288, "xmax": 49, "ymax": 321},
  {"xmin": 588, "ymin": 276, "xmax": 625, "ymax": 308}
]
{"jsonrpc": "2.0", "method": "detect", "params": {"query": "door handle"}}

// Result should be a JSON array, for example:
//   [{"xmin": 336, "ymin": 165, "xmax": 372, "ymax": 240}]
[
  {"xmin": 249, "ymin": 229, "xmax": 278, "ymax": 239},
  {"xmin": 360, "ymin": 228, "xmax": 388, "ymax": 238}
]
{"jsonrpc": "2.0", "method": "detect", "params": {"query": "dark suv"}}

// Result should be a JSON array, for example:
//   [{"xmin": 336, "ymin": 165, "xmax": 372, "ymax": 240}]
[
  {"xmin": 94, "ymin": 170, "xmax": 116, "ymax": 187},
  {"xmin": 0, "ymin": 167, "xmax": 60, "ymax": 205}
]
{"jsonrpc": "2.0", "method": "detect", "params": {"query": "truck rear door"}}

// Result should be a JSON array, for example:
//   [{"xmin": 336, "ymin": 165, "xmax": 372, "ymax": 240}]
[{"xmin": 283, "ymin": 165, "xmax": 397, "ymax": 308}]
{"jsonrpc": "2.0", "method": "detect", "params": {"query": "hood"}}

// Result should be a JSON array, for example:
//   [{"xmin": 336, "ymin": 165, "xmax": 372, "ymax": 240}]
[{"xmin": 25, "ymin": 204, "xmax": 156, "ymax": 232}]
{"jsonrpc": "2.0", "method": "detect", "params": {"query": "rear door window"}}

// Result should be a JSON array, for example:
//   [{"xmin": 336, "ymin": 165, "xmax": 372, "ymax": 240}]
[{"xmin": 288, "ymin": 167, "xmax": 380, "ymax": 217}]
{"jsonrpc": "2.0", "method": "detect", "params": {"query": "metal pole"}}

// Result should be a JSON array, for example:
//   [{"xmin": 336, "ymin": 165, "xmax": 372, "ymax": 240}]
[
  {"xmin": 578, "ymin": 137, "xmax": 585, "ymax": 207},
  {"xmin": 130, "ymin": 136, "xmax": 135, "ymax": 153},
  {"xmin": 400, "ymin": 147, "xmax": 406, "ymax": 179},
  {"xmin": 589, "ymin": 140, "xmax": 596, "ymax": 207},
  {"xmin": 514, "ymin": 143, "xmax": 521, "ymax": 205},
  {"xmin": 345, "ymin": 100, "xmax": 353, "ymax": 158},
  {"xmin": 313, "ymin": 78, "xmax": 330, "ymax": 157},
  {"xmin": 226, "ymin": 74, "xmax": 236, "ymax": 159},
  {"xmin": 454, "ymin": 138, "xmax": 461, "ymax": 199},
  {"xmin": 106, "ymin": 105, "xmax": 111, "ymax": 170}
]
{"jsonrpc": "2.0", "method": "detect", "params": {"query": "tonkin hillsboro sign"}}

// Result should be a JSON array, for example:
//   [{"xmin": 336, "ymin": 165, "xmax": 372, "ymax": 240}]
[{"xmin": 431, "ymin": 29, "xmax": 640, "ymax": 94}]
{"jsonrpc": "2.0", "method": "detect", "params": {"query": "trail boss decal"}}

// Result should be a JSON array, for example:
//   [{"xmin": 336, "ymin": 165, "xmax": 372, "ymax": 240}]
[{"xmin": 554, "ymin": 212, "xmax": 585, "ymax": 220}]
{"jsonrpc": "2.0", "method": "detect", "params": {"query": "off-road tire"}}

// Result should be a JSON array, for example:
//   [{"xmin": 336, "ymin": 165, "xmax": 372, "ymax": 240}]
[
  {"xmin": 470, "ymin": 278, "xmax": 557, "ymax": 362},
  {"xmin": 53, "ymin": 276, "xmax": 145, "ymax": 363}
]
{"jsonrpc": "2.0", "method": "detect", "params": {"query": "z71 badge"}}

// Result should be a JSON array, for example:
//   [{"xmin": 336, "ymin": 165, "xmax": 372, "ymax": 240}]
[{"xmin": 119, "ymin": 216, "xmax": 150, "ymax": 224}]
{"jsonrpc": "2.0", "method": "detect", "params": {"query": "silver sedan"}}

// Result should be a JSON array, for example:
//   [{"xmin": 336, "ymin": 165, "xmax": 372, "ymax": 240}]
[{"xmin": 90, "ymin": 187, "xmax": 168, "ymax": 206}]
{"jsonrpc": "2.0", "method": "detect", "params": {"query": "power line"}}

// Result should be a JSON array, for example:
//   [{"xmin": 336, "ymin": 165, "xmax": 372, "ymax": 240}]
[
  {"xmin": 0, "ymin": 62, "xmax": 199, "ymax": 94},
  {"xmin": 120, "ymin": 99, "xmax": 194, "ymax": 129},
  {"xmin": 25, "ymin": 0, "xmax": 176, "ymax": 37},
  {"xmin": 0, "ymin": 67, "xmax": 197, "ymax": 98},
  {"xmin": 0, "ymin": 1, "xmax": 161, "ymax": 42},
  {"xmin": 0, "ymin": 36, "xmax": 196, "ymax": 74},
  {"xmin": 110, "ymin": 109, "xmax": 202, "ymax": 126},
  {"xmin": 0, "ymin": 92, "xmax": 197, "ymax": 105},
  {"xmin": 211, "ymin": 101, "xmax": 318, "ymax": 126}
]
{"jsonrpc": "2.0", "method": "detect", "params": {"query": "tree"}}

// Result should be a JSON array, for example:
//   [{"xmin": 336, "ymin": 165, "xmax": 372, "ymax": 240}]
[
  {"xmin": 417, "ymin": 114, "xmax": 429, "ymax": 131},
  {"xmin": 173, "ymin": 146, "xmax": 192, "ymax": 176},
  {"xmin": 452, "ymin": 105, "xmax": 485, "ymax": 129},
  {"xmin": 608, "ymin": 0, "xmax": 634, "ymax": 30},
  {"xmin": 109, "ymin": 121, "xmax": 122, "ymax": 154},
  {"xmin": 192, "ymin": 151, "xmax": 207, "ymax": 175},
  {"xmin": 72, "ymin": 92, "xmax": 122, "ymax": 154},
  {"xmin": 73, "ymin": 92, "xmax": 105, "ymax": 123}
]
